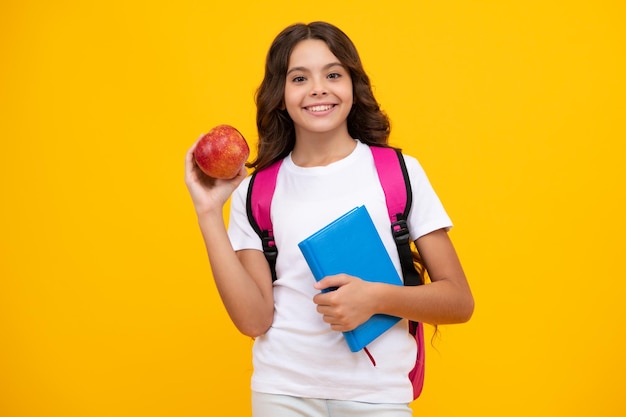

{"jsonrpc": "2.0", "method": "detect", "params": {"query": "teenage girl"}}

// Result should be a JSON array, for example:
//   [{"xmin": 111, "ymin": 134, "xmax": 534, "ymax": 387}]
[{"xmin": 185, "ymin": 21, "xmax": 474, "ymax": 417}]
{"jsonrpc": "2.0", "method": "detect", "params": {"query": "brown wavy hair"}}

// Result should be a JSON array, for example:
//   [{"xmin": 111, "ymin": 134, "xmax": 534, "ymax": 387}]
[{"xmin": 249, "ymin": 21, "xmax": 391, "ymax": 171}]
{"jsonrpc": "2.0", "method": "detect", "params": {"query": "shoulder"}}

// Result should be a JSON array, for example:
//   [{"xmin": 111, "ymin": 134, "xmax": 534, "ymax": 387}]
[
  {"xmin": 231, "ymin": 174, "xmax": 253, "ymax": 207},
  {"xmin": 399, "ymin": 152, "xmax": 430, "ymax": 182}
]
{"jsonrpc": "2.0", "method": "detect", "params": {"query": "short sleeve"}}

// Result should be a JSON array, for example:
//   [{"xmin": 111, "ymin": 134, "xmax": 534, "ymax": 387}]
[
  {"xmin": 403, "ymin": 154, "xmax": 453, "ymax": 240},
  {"xmin": 227, "ymin": 176, "xmax": 263, "ymax": 252}
]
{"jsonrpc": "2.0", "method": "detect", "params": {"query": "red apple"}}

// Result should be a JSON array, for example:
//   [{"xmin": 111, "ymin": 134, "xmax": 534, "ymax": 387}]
[{"xmin": 194, "ymin": 124, "xmax": 250, "ymax": 179}]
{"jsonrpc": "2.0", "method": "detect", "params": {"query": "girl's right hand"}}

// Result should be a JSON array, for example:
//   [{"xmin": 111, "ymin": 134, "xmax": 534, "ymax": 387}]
[{"xmin": 184, "ymin": 134, "xmax": 248, "ymax": 216}]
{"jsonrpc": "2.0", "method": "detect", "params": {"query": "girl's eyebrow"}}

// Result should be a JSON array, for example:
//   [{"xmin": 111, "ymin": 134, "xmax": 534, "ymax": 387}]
[{"xmin": 286, "ymin": 61, "xmax": 344, "ymax": 75}]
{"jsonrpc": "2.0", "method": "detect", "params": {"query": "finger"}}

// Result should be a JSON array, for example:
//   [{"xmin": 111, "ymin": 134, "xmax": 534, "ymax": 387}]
[
  {"xmin": 235, "ymin": 165, "xmax": 248, "ymax": 178},
  {"xmin": 185, "ymin": 134, "xmax": 210, "ymax": 180},
  {"xmin": 186, "ymin": 133, "xmax": 206, "ymax": 162},
  {"xmin": 329, "ymin": 323, "xmax": 346, "ymax": 332},
  {"xmin": 321, "ymin": 313, "xmax": 340, "ymax": 326},
  {"xmin": 312, "ymin": 291, "xmax": 336, "ymax": 306},
  {"xmin": 314, "ymin": 274, "xmax": 349, "ymax": 291},
  {"xmin": 229, "ymin": 165, "xmax": 249, "ymax": 187},
  {"xmin": 326, "ymin": 316, "xmax": 350, "ymax": 332}
]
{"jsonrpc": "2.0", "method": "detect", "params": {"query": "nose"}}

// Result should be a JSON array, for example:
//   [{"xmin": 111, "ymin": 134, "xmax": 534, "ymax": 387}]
[
  {"xmin": 311, "ymin": 89, "xmax": 327, "ymax": 97},
  {"xmin": 310, "ymin": 80, "xmax": 327, "ymax": 96}
]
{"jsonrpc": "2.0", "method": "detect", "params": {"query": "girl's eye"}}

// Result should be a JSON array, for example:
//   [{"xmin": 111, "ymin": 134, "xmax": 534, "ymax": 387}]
[
  {"xmin": 292, "ymin": 76, "xmax": 306, "ymax": 83},
  {"xmin": 327, "ymin": 72, "xmax": 341, "ymax": 79}
]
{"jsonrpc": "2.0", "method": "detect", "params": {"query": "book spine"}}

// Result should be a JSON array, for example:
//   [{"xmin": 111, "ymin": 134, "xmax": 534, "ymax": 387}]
[{"xmin": 342, "ymin": 330, "xmax": 361, "ymax": 352}]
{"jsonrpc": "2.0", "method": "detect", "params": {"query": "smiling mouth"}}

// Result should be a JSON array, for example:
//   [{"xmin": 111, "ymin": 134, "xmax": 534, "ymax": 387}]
[{"xmin": 306, "ymin": 104, "xmax": 335, "ymax": 112}]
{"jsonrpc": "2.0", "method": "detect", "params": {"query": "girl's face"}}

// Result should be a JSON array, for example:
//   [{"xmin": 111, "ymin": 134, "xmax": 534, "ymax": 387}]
[{"xmin": 283, "ymin": 39, "xmax": 353, "ymax": 139}]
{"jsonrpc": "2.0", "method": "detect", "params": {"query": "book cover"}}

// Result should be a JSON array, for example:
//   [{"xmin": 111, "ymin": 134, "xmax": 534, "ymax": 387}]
[{"xmin": 298, "ymin": 205, "xmax": 403, "ymax": 352}]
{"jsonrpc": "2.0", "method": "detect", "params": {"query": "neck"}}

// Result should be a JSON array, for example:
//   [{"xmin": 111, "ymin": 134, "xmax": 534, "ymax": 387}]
[{"xmin": 291, "ymin": 130, "xmax": 356, "ymax": 167}]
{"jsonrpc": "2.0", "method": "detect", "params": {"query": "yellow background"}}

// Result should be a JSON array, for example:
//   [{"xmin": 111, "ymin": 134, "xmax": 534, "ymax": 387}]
[{"xmin": 2, "ymin": 1, "xmax": 625, "ymax": 416}]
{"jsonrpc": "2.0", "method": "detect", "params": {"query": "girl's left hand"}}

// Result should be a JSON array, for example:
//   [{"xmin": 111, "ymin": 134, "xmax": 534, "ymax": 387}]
[{"xmin": 313, "ymin": 275, "xmax": 376, "ymax": 332}]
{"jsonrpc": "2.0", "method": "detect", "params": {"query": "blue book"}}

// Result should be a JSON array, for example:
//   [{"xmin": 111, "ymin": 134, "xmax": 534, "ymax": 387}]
[{"xmin": 298, "ymin": 205, "xmax": 403, "ymax": 352}]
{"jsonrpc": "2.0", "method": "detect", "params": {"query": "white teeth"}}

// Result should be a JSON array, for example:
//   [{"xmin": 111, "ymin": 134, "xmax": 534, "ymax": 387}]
[{"xmin": 308, "ymin": 104, "xmax": 333, "ymax": 112}]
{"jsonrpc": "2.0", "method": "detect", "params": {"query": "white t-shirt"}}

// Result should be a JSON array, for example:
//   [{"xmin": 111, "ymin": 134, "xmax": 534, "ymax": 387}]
[{"xmin": 227, "ymin": 140, "xmax": 452, "ymax": 403}]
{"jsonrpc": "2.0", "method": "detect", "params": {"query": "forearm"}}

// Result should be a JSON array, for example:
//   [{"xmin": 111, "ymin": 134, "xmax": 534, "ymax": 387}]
[
  {"xmin": 374, "ymin": 229, "xmax": 474, "ymax": 325},
  {"xmin": 197, "ymin": 211, "xmax": 274, "ymax": 337},
  {"xmin": 373, "ymin": 279, "xmax": 474, "ymax": 325}
]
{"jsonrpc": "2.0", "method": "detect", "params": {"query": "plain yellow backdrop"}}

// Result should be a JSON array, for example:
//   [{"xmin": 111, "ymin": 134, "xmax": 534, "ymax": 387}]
[{"xmin": 2, "ymin": 1, "xmax": 625, "ymax": 416}]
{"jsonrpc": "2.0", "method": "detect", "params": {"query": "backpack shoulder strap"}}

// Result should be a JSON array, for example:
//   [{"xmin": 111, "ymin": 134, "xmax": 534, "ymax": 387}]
[
  {"xmin": 370, "ymin": 146, "xmax": 421, "ymax": 287},
  {"xmin": 370, "ymin": 145, "xmax": 425, "ymax": 400},
  {"xmin": 246, "ymin": 159, "xmax": 283, "ymax": 282}
]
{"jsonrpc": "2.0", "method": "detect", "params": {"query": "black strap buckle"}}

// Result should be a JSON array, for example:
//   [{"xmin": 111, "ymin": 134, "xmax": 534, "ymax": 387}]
[
  {"xmin": 261, "ymin": 232, "xmax": 278, "ymax": 282},
  {"xmin": 261, "ymin": 233, "xmax": 278, "ymax": 262},
  {"xmin": 390, "ymin": 218, "xmax": 410, "ymax": 246}
]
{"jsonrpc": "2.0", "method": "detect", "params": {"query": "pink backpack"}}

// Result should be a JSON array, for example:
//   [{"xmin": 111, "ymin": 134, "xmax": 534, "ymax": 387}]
[{"xmin": 246, "ymin": 145, "xmax": 426, "ymax": 400}]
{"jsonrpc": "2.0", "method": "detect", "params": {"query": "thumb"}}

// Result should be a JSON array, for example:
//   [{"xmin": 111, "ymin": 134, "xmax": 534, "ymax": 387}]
[{"xmin": 314, "ymin": 274, "xmax": 351, "ymax": 291}]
